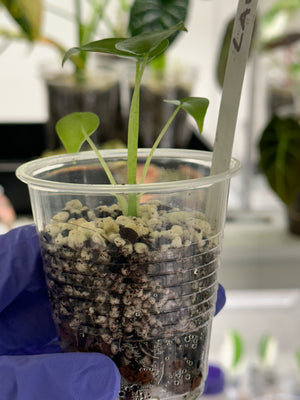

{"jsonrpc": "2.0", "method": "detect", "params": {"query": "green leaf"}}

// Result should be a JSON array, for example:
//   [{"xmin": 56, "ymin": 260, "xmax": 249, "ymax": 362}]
[
  {"xmin": 258, "ymin": 334, "xmax": 273, "ymax": 363},
  {"xmin": 259, "ymin": 116, "xmax": 300, "ymax": 205},
  {"xmin": 150, "ymin": 53, "xmax": 166, "ymax": 73},
  {"xmin": 62, "ymin": 34, "xmax": 171, "ymax": 66},
  {"xmin": 56, "ymin": 112, "xmax": 99, "ymax": 153},
  {"xmin": 145, "ymin": 38, "xmax": 170, "ymax": 62},
  {"xmin": 229, "ymin": 330, "xmax": 244, "ymax": 368},
  {"xmin": 129, "ymin": 0, "xmax": 189, "ymax": 47},
  {"xmin": 258, "ymin": 334, "xmax": 278, "ymax": 368},
  {"xmin": 216, "ymin": 18, "xmax": 234, "ymax": 88},
  {"xmin": 165, "ymin": 97, "xmax": 209, "ymax": 133},
  {"xmin": 259, "ymin": 334, "xmax": 270, "ymax": 362},
  {"xmin": 116, "ymin": 21, "xmax": 186, "ymax": 56},
  {"xmin": 62, "ymin": 38, "xmax": 135, "ymax": 66},
  {"xmin": 1, "ymin": 0, "xmax": 42, "ymax": 40}
]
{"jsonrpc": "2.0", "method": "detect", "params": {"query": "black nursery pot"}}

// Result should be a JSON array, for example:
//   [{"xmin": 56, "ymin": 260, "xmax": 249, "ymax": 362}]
[
  {"xmin": 16, "ymin": 149, "xmax": 240, "ymax": 400},
  {"xmin": 45, "ymin": 72, "xmax": 125, "ymax": 150}
]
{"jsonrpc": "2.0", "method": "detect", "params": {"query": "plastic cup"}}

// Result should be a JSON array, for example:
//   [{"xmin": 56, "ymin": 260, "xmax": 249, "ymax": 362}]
[{"xmin": 17, "ymin": 148, "xmax": 240, "ymax": 400}]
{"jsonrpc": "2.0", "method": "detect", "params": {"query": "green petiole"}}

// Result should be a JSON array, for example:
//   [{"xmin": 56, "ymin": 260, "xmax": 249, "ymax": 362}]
[
  {"xmin": 126, "ymin": 56, "xmax": 148, "ymax": 216},
  {"xmin": 82, "ymin": 129, "xmax": 128, "ymax": 214},
  {"xmin": 139, "ymin": 105, "xmax": 181, "ymax": 185}
]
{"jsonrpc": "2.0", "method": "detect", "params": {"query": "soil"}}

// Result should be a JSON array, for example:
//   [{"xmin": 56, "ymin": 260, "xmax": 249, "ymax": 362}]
[{"xmin": 40, "ymin": 199, "xmax": 220, "ymax": 400}]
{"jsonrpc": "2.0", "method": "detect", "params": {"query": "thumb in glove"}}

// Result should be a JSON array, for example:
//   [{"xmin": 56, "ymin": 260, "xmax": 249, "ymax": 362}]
[{"xmin": 0, "ymin": 352, "xmax": 120, "ymax": 400}]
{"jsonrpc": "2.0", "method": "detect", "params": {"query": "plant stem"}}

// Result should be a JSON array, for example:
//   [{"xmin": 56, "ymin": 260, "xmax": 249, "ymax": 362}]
[
  {"xmin": 139, "ymin": 105, "xmax": 181, "ymax": 184},
  {"xmin": 74, "ymin": 0, "xmax": 87, "ymax": 80},
  {"xmin": 82, "ymin": 0, "xmax": 109, "ymax": 45},
  {"xmin": 127, "ymin": 56, "xmax": 148, "ymax": 216},
  {"xmin": 127, "ymin": 61, "xmax": 143, "ymax": 184},
  {"xmin": 83, "ymin": 131, "xmax": 128, "ymax": 214},
  {"xmin": 75, "ymin": 0, "xmax": 82, "ymax": 44},
  {"xmin": 84, "ymin": 137, "xmax": 116, "ymax": 184}
]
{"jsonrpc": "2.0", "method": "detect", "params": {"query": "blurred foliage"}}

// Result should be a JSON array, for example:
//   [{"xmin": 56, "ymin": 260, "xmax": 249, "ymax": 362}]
[
  {"xmin": 216, "ymin": 0, "xmax": 300, "ymax": 208},
  {"xmin": 0, "ymin": 0, "xmax": 190, "ymax": 75},
  {"xmin": 259, "ymin": 116, "xmax": 300, "ymax": 206}
]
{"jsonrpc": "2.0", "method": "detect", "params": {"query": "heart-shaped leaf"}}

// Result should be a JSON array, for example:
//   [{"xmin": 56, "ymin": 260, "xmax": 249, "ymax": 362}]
[
  {"xmin": 56, "ymin": 112, "xmax": 99, "ymax": 153},
  {"xmin": 165, "ymin": 97, "xmax": 209, "ymax": 133},
  {"xmin": 259, "ymin": 116, "xmax": 300, "ymax": 205},
  {"xmin": 129, "ymin": 0, "xmax": 189, "ymax": 47}
]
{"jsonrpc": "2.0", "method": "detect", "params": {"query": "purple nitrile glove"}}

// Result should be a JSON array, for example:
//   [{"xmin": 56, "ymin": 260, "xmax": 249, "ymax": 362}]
[
  {"xmin": 215, "ymin": 282, "xmax": 225, "ymax": 316},
  {"xmin": 0, "ymin": 225, "xmax": 57, "ymax": 356},
  {"xmin": 0, "ymin": 225, "xmax": 226, "ymax": 399},
  {"xmin": 0, "ymin": 225, "xmax": 120, "ymax": 400},
  {"xmin": 204, "ymin": 364, "xmax": 226, "ymax": 395},
  {"xmin": 1, "ymin": 353, "xmax": 120, "ymax": 400}
]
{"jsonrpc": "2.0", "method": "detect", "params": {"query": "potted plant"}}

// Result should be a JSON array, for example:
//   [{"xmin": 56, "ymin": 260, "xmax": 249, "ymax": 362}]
[
  {"xmin": 17, "ymin": 23, "xmax": 240, "ymax": 400},
  {"xmin": 1, "ymin": 0, "xmax": 192, "ymax": 150}
]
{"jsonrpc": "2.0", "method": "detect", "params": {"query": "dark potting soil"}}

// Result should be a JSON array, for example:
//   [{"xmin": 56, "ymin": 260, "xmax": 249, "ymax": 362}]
[{"xmin": 40, "ymin": 200, "xmax": 221, "ymax": 400}]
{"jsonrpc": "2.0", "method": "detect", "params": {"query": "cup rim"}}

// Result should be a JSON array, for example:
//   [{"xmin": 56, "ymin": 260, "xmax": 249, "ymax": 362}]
[{"xmin": 16, "ymin": 149, "xmax": 241, "ymax": 194}]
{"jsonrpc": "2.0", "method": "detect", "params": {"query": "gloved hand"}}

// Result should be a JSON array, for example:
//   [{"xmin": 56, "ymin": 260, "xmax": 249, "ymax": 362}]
[
  {"xmin": 0, "ymin": 225, "xmax": 226, "ymax": 399},
  {"xmin": 0, "ymin": 225, "xmax": 120, "ymax": 400}
]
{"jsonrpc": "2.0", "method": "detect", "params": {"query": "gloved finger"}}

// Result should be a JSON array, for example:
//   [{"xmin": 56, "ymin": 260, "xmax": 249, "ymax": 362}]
[
  {"xmin": 0, "ymin": 289, "xmax": 57, "ymax": 355},
  {"xmin": 215, "ymin": 284, "xmax": 226, "ymax": 315},
  {"xmin": 0, "ymin": 225, "xmax": 45, "ymax": 312},
  {"xmin": 203, "ymin": 364, "xmax": 225, "ymax": 395},
  {"xmin": 0, "ymin": 225, "xmax": 57, "ymax": 354},
  {"xmin": 0, "ymin": 352, "xmax": 120, "ymax": 400}
]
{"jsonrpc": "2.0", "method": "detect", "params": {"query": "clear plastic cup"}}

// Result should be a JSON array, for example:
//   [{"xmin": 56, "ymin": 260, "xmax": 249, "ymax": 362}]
[{"xmin": 17, "ymin": 148, "xmax": 240, "ymax": 400}]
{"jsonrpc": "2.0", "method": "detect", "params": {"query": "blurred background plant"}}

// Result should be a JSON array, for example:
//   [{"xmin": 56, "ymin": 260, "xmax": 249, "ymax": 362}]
[
  {"xmin": 0, "ymin": 0, "xmax": 190, "ymax": 81},
  {"xmin": 0, "ymin": 0, "xmax": 193, "ymax": 151},
  {"xmin": 0, "ymin": 0, "xmax": 133, "ymax": 80},
  {"xmin": 217, "ymin": 0, "xmax": 300, "ymax": 235},
  {"xmin": 1, "ymin": 0, "xmax": 199, "ymax": 219},
  {"xmin": 258, "ymin": 0, "xmax": 300, "ymax": 236}
]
